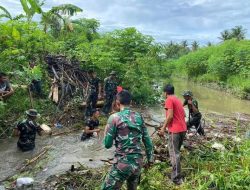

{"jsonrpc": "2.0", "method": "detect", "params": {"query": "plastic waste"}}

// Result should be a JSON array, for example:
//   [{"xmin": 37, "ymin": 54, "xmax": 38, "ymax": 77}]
[
  {"xmin": 211, "ymin": 142, "xmax": 225, "ymax": 151},
  {"xmin": 16, "ymin": 177, "xmax": 34, "ymax": 187},
  {"xmin": 55, "ymin": 122, "xmax": 63, "ymax": 129}
]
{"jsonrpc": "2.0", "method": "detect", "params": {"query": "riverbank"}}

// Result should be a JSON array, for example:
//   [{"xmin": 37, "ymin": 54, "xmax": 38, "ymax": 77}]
[
  {"xmin": 173, "ymin": 75, "xmax": 250, "ymax": 101},
  {"xmin": 1, "ymin": 109, "xmax": 249, "ymax": 190},
  {"xmin": 170, "ymin": 40, "xmax": 250, "ymax": 101},
  {"xmin": 43, "ymin": 110, "xmax": 250, "ymax": 190}
]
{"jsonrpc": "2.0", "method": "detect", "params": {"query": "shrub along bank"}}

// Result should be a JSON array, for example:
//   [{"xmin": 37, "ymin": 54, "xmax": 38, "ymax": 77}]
[{"xmin": 172, "ymin": 39, "xmax": 250, "ymax": 99}]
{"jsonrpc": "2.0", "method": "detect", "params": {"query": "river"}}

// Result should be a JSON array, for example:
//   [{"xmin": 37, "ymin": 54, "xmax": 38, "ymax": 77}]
[{"xmin": 0, "ymin": 79, "xmax": 249, "ymax": 186}]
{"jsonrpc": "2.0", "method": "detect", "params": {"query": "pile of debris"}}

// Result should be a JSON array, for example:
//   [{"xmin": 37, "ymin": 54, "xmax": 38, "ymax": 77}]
[
  {"xmin": 43, "ymin": 164, "xmax": 105, "ymax": 190},
  {"xmin": 45, "ymin": 55, "xmax": 89, "ymax": 108}
]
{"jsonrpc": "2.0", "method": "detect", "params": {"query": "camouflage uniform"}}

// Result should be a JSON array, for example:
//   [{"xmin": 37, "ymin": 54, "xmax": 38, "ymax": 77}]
[
  {"xmin": 85, "ymin": 77, "xmax": 101, "ymax": 117},
  {"xmin": 15, "ymin": 119, "xmax": 42, "ymax": 152},
  {"xmin": 102, "ymin": 76, "xmax": 118, "ymax": 114},
  {"xmin": 184, "ymin": 99, "xmax": 204, "ymax": 135},
  {"xmin": 102, "ymin": 108, "xmax": 154, "ymax": 190}
]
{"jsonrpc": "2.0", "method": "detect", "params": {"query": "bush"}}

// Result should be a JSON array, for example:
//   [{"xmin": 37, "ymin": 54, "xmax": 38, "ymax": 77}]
[{"xmin": 173, "ymin": 39, "xmax": 250, "ymax": 97}]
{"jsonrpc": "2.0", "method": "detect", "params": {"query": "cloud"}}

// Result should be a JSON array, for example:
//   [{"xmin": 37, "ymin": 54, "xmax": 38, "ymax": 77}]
[{"xmin": 1, "ymin": 0, "xmax": 249, "ymax": 44}]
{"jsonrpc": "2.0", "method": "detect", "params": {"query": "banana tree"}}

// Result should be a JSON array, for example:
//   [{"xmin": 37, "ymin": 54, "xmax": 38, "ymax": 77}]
[{"xmin": 20, "ymin": 0, "xmax": 43, "ymax": 21}]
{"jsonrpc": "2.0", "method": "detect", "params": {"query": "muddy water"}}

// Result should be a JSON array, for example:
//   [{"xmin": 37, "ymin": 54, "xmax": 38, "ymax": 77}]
[
  {"xmin": 0, "ymin": 78, "xmax": 250, "ymax": 185},
  {"xmin": 0, "ymin": 133, "xmax": 114, "ymax": 183},
  {"xmin": 172, "ymin": 78, "xmax": 250, "ymax": 115}
]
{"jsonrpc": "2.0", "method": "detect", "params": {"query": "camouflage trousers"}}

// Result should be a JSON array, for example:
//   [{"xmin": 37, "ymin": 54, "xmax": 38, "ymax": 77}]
[
  {"xmin": 102, "ymin": 93, "xmax": 115, "ymax": 115},
  {"xmin": 85, "ymin": 93, "xmax": 98, "ymax": 117},
  {"xmin": 101, "ymin": 158, "xmax": 143, "ymax": 190},
  {"xmin": 168, "ymin": 132, "xmax": 186, "ymax": 183}
]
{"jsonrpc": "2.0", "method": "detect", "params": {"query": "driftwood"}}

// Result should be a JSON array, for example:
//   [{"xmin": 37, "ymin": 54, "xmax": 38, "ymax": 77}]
[{"xmin": 18, "ymin": 145, "xmax": 52, "ymax": 172}]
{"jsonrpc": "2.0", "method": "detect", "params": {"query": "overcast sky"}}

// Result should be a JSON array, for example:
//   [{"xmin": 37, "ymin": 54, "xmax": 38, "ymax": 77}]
[{"xmin": 1, "ymin": 0, "xmax": 250, "ymax": 44}]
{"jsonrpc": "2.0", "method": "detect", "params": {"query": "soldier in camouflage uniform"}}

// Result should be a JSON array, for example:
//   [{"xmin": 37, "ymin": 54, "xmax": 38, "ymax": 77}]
[
  {"xmin": 13, "ymin": 109, "xmax": 42, "ymax": 152},
  {"xmin": 183, "ymin": 91, "xmax": 204, "ymax": 136},
  {"xmin": 102, "ymin": 71, "xmax": 118, "ymax": 115},
  {"xmin": 85, "ymin": 70, "xmax": 101, "ymax": 117},
  {"xmin": 102, "ymin": 90, "xmax": 154, "ymax": 190}
]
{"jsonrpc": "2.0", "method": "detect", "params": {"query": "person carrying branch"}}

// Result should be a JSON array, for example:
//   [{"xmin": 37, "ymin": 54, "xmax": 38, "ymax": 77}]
[
  {"xmin": 13, "ymin": 109, "xmax": 42, "ymax": 152},
  {"xmin": 102, "ymin": 71, "xmax": 118, "ymax": 115},
  {"xmin": 102, "ymin": 90, "xmax": 154, "ymax": 190},
  {"xmin": 81, "ymin": 108, "xmax": 101, "ymax": 141},
  {"xmin": 85, "ymin": 70, "xmax": 102, "ymax": 117},
  {"xmin": 0, "ymin": 72, "xmax": 14, "ymax": 100},
  {"xmin": 158, "ymin": 84, "xmax": 186, "ymax": 185},
  {"xmin": 182, "ymin": 91, "xmax": 204, "ymax": 136}
]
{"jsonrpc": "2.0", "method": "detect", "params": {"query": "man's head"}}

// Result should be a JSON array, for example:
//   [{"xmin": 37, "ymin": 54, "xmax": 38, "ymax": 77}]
[
  {"xmin": 110, "ymin": 71, "xmax": 116, "ymax": 79},
  {"xmin": 182, "ymin": 90, "xmax": 193, "ymax": 100},
  {"xmin": 91, "ymin": 108, "xmax": 100, "ymax": 118},
  {"xmin": 26, "ymin": 109, "xmax": 40, "ymax": 121},
  {"xmin": 115, "ymin": 90, "xmax": 131, "ymax": 110},
  {"xmin": 88, "ymin": 69, "xmax": 97, "ymax": 78},
  {"xmin": 163, "ymin": 84, "xmax": 175, "ymax": 97},
  {"xmin": 0, "ymin": 72, "xmax": 7, "ymax": 82}
]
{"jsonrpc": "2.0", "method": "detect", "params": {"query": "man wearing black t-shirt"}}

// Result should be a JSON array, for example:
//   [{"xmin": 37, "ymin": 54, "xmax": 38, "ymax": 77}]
[{"xmin": 81, "ymin": 109, "xmax": 100, "ymax": 141}]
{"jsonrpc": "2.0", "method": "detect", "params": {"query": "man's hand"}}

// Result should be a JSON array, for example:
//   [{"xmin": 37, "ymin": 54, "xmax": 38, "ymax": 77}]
[
  {"xmin": 188, "ymin": 100, "xmax": 192, "ymax": 105},
  {"xmin": 158, "ymin": 127, "xmax": 165, "ymax": 137},
  {"xmin": 96, "ymin": 128, "xmax": 101, "ymax": 133}
]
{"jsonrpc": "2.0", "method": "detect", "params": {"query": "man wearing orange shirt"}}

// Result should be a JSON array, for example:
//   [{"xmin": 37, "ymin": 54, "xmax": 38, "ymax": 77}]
[{"xmin": 158, "ymin": 84, "xmax": 187, "ymax": 185}]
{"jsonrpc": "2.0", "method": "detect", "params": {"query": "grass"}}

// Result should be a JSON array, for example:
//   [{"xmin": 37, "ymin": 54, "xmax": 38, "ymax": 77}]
[{"xmin": 138, "ymin": 139, "xmax": 250, "ymax": 190}]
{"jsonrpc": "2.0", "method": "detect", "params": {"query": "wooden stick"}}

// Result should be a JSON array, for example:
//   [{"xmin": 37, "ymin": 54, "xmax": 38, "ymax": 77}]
[
  {"xmin": 18, "ymin": 145, "xmax": 52, "ymax": 171},
  {"xmin": 28, "ymin": 87, "xmax": 34, "ymax": 108}
]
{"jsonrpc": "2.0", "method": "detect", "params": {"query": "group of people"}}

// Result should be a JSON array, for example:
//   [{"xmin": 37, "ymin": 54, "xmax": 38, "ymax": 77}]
[
  {"xmin": 81, "ymin": 70, "xmax": 120, "ymax": 141},
  {"xmin": 101, "ymin": 84, "xmax": 203, "ymax": 189},
  {"xmin": 4, "ymin": 67, "xmax": 204, "ymax": 189}
]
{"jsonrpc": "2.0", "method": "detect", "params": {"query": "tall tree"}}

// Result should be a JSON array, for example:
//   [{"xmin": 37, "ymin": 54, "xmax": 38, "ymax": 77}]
[
  {"xmin": 50, "ymin": 4, "xmax": 83, "ymax": 32},
  {"xmin": 218, "ymin": 30, "xmax": 231, "ymax": 42},
  {"xmin": 41, "ymin": 4, "xmax": 82, "ymax": 36},
  {"xmin": 72, "ymin": 18, "xmax": 100, "ymax": 41},
  {"xmin": 191, "ymin": 41, "xmax": 199, "ymax": 51},
  {"xmin": 231, "ymin": 26, "xmax": 246, "ymax": 41},
  {"xmin": 207, "ymin": 41, "xmax": 212, "ymax": 47},
  {"xmin": 180, "ymin": 40, "xmax": 188, "ymax": 49}
]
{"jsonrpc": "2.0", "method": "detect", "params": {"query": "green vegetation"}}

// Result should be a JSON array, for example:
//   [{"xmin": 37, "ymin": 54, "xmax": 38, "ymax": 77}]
[
  {"xmin": 139, "ymin": 139, "xmax": 250, "ymax": 190},
  {"xmin": 172, "ymin": 39, "xmax": 250, "ymax": 98},
  {"xmin": 0, "ymin": 1, "xmax": 171, "ymax": 135}
]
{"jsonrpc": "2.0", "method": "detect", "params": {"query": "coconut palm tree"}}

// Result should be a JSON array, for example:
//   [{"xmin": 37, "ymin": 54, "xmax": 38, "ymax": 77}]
[
  {"xmin": 218, "ymin": 30, "xmax": 231, "ymax": 42},
  {"xmin": 207, "ymin": 41, "xmax": 212, "ymax": 47},
  {"xmin": 231, "ymin": 26, "xmax": 246, "ymax": 41},
  {"xmin": 180, "ymin": 40, "xmax": 188, "ymax": 49},
  {"xmin": 191, "ymin": 41, "xmax": 199, "ymax": 51}
]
